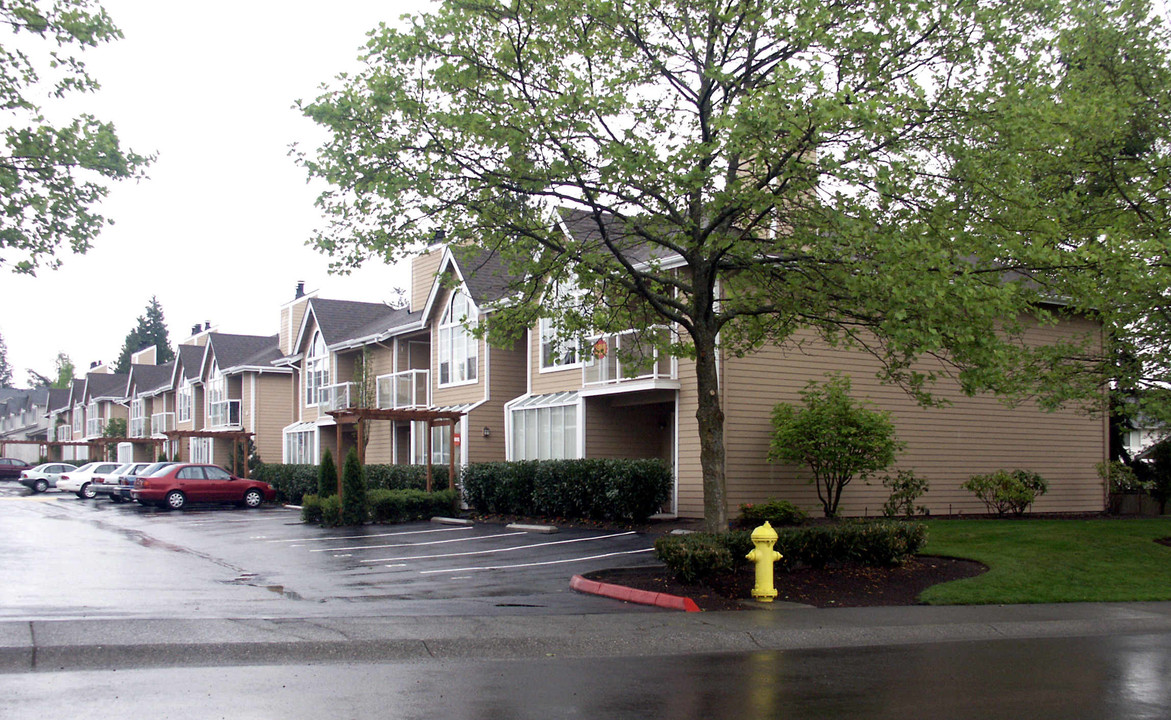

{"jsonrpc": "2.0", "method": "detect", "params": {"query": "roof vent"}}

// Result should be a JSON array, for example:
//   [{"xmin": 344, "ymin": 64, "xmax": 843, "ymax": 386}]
[
  {"xmin": 191, "ymin": 324, "xmax": 200, "ymax": 335},
  {"xmin": 295, "ymin": 281, "xmax": 305, "ymax": 299}
]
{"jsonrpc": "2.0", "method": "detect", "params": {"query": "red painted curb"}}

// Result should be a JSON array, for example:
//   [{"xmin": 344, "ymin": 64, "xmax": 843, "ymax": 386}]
[{"xmin": 570, "ymin": 574, "xmax": 702, "ymax": 612}]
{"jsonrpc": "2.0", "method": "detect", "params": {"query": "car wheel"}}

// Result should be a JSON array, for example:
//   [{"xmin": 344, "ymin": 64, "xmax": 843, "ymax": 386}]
[
  {"xmin": 164, "ymin": 490, "xmax": 186, "ymax": 510},
  {"xmin": 80, "ymin": 483, "xmax": 97, "ymax": 499},
  {"xmin": 33, "ymin": 479, "xmax": 48, "ymax": 493},
  {"xmin": 241, "ymin": 489, "xmax": 263, "ymax": 508}
]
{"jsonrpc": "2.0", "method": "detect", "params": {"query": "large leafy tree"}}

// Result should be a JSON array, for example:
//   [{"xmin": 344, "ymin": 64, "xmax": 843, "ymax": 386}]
[
  {"xmin": 0, "ymin": 0, "xmax": 150, "ymax": 274},
  {"xmin": 26, "ymin": 351, "xmax": 73, "ymax": 388},
  {"xmin": 114, "ymin": 296, "xmax": 174, "ymax": 373},
  {"xmin": 299, "ymin": 0, "xmax": 1171, "ymax": 531}
]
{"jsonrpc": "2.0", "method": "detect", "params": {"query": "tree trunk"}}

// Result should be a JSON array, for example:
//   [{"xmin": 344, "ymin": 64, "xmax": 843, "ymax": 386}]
[{"xmin": 694, "ymin": 325, "xmax": 728, "ymax": 533}]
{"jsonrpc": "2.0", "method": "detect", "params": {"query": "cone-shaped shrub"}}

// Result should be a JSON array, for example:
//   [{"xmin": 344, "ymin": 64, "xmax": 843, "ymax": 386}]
[
  {"xmin": 340, "ymin": 447, "xmax": 368, "ymax": 525},
  {"xmin": 318, "ymin": 447, "xmax": 338, "ymax": 498}
]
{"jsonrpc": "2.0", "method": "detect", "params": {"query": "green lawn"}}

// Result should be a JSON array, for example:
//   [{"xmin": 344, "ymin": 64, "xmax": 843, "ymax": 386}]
[{"xmin": 918, "ymin": 517, "xmax": 1171, "ymax": 605}]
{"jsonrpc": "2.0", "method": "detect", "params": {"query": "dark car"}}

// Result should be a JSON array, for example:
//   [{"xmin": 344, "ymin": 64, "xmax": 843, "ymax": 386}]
[
  {"xmin": 132, "ymin": 463, "xmax": 275, "ymax": 510},
  {"xmin": 0, "ymin": 457, "xmax": 32, "ymax": 480},
  {"xmin": 115, "ymin": 461, "xmax": 175, "ymax": 502}
]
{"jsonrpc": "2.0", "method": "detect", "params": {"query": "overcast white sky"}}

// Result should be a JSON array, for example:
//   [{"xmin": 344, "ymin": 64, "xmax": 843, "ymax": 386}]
[{"xmin": 0, "ymin": 0, "xmax": 429, "ymax": 381}]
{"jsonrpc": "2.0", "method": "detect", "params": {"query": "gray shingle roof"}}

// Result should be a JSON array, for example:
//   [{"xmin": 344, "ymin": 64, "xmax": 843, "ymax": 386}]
[
  {"xmin": 129, "ymin": 363, "xmax": 174, "ymax": 395},
  {"xmin": 177, "ymin": 345, "xmax": 205, "ymax": 381},
  {"xmin": 86, "ymin": 372, "xmax": 128, "ymax": 400},
  {"xmin": 47, "ymin": 388, "xmax": 70, "ymax": 412},
  {"xmin": 206, "ymin": 333, "xmax": 281, "ymax": 371},
  {"xmin": 449, "ymin": 245, "xmax": 519, "ymax": 305},
  {"xmin": 308, "ymin": 298, "xmax": 421, "ymax": 348},
  {"xmin": 557, "ymin": 208, "xmax": 671, "ymax": 266}
]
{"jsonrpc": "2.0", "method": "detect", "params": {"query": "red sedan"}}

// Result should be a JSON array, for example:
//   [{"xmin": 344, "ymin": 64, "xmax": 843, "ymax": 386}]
[{"xmin": 132, "ymin": 463, "xmax": 275, "ymax": 510}]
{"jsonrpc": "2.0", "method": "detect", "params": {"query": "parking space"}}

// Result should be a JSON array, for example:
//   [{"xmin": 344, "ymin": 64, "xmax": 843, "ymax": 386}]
[{"xmin": 0, "ymin": 481, "xmax": 662, "ymax": 618}]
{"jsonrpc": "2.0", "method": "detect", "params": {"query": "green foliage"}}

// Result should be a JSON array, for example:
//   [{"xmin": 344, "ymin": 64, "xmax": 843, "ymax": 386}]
[
  {"xmin": 318, "ymin": 495, "xmax": 342, "ymax": 528},
  {"xmin": 0, "ymin": 0, "xmax": 151, "ymax": 274},
  {"xmin": 1098, "ymin": 460, "xmax": 1147, "ymax": 494},
  {"xmin": 769, "ymin": 376, "xmax": 901, "ymax": 517},
  {"xmin": 156, "ymin": 450, "xmax": 167, "ymax": 462},
  {"xmin": 1147, "ymin": 441, "xmax": 1171, "ymax": 513},
  {"xmin": 368, "ymin": 489, "xmax": 457, "ymax": 524},
  {"xmin": 114, "ymin": 297, "xmax": 174, "ymax": 374},
  {"xmin": 317, "ymin": 448, "xmax": 337, "ymax": 498},
  {"xmin": 962, "ymin": 470, "xmax": 1049, "ymax": 516},
  {"xmin": 0, "ymin": 331, "xmax": 13, "ymax": 387},
  {"xmin": 738, "ymin": 499, "xmax": 807, "ymax": 527},
  {"xmin": 462, "ymin": 459, "xmax": 671, "ymax": 522},
  {"xmin": 300, "ymin": 493, "xmax": 323, "ymax": 524},
  {"xmin": 30, "ymin": 353, "xmax": 75, "ymax": 389},
  {"xmin": 882, "ymin": 470, "xmax": 931, "ymax": 518},
  {"xmin": 253, "ymin": 464, "xmax": 317, "ymax": 505},
  {"xmin": 101, "ymin": 417, "xmax": 126, "ymax": 438},
  {"xmin": 365, "ymin": 464, "xmax": 450, "ymax": 492},
  {"xmin": 340, "ymin": 447, "xmax": 368, "ymax": 525},
  {"xmin": 656, "ymin": 521, "xmax": 927, "ymax": 583}
]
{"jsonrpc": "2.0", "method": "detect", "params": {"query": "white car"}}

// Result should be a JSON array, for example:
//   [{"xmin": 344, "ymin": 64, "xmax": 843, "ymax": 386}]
[
  {"xmin": 93, "ymin": 462, "xmax": 153, "ymax": 502},
  {"xmin": 57, "ymin": 462, "xmax": 123, "ymax": 499},
  {"xmin": 18, "ymin": 463, "xmax": 78, "ymax": 493}
]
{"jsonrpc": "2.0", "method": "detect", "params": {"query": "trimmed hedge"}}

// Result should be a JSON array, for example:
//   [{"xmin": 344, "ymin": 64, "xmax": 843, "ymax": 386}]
[
  {"xmin": 655, "ymin": 521, "xmax": 928, "ymax": 583},
  {"xmin": 369, "ymin": 488, "xmax": 458, "ymax": 523},
  {"xmin": 256, "ymin": 463, "xmax": 452, "ymax": 506},
  {"xmin": 738, "ymin": 499, "xmax": 808, "ymax": 527},
  {"xmin": 462, "ymin": 458, "xmax": 672, "ymax": 522},
  {"xmin": 254, "ymin": 464, "xmax": 317, "ymax": 505}
]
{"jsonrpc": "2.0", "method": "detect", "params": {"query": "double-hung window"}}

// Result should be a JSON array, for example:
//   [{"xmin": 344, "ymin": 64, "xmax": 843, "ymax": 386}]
[
  {"xmin": 438, "ymin": 291, "xmax": 477, "ymax": 386},
  {"xmin": 539, "ymin": 278, "xmax": 583, "ymax": 370},
  {"xmin": 177, "ymin": 380, "xmax": 193, "ymax": 423},
  {"xmin": 305, "ymin": 331, "xmax": 330, "ymax": 405}
]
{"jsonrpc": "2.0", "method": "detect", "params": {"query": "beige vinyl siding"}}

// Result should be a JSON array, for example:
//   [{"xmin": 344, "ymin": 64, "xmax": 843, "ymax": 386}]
[
  {"xmin": 430, "ymin": 305, "xmax": 488, "ymax": 408},
  {"xmin": 252, "ymin": 373, "xmax": 293, "ymax": 464},
  {"xmin": 674, "ymin": 356, "xmax": 704, "ymax": 517},
  {"xmin": 412, "ymin": 250, "xmax": 443, "ymax": 312},
  {"xmin": 298, "ymin": 315, "xmax": 323, "ymax": 423},
  {"xmin": 719, "ymin": 318, "xmax": 1107, "ymax": 518},
  {"xmin": 280, "ymin": 296, "xmax": 312, "ymax": 356},
  {"xmin": 528, "ymin": 328, "xmax": 583, "ymax": 395},
  {"xmin": 584, "ymin": 398, "xmax": 669, "ymax": 460},
  {"xmin": 346, "ymin": 344, "xmax": 396, "ymax": 464},
  {"xmin": 466, "ymin": 340, "xmax": 527, "ymax": 463}
]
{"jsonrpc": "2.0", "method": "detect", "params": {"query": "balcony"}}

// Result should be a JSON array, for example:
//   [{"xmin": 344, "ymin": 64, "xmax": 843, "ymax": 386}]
[
  {"xmin": 151, "ymin": 412, "xmax": 175, "ymax": 436},
  {"xmin": 85, "ymin": 417, "xmax": 104, "ymax": 438},
  {"xmin": 208, "ymin": 399, "xmax": 241, "ymax": 428},
  {"xmin": 129, "ymin": 417, "xmax": 147, "ymax": 438},
  {"xmin": 317, "ymin": 382, "xmax": 358, "ymax": 412},
  {"xmin": 376, "ymin": 370, "xmax": 430, "ymax": 410},
  {"xmin": 582, "ymin": 329, "xmax": 676, "ymax": 392}
]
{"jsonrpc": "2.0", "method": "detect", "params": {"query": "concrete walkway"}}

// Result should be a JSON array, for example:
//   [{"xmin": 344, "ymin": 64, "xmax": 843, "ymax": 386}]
[{"xmin": 5, "ymin": 601, "xmax": 1171, "ymax": 673}]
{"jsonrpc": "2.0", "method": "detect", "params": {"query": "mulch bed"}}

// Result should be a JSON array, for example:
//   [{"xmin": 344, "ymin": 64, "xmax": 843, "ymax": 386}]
[{"xmin": 584, "ymin": 556, "xmax": 987, "ymax": 611}]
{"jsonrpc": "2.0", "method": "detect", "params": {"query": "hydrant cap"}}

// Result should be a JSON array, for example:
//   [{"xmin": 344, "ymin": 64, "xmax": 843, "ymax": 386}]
[{"xmin": 751, "ymin": 521, "xmax": 779, "ymax": 543}]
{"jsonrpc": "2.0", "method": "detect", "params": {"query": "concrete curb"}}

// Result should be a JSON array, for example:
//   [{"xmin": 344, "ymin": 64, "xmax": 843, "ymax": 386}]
[{"xmin": 570, "ymin": 574, "xmax": 701, "ymax": 612}]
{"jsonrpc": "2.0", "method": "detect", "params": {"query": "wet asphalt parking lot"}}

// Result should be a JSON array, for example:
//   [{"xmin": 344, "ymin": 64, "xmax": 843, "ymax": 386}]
[{"xmin": 0, "ymin": 480, "xmax": 661, "ymax": 619}]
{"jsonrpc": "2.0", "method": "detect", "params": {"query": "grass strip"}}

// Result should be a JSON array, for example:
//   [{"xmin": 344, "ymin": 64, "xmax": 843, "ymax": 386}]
[{"xmin": 919, "ymin": 518, "xmax": 1171, "ymax": 605}]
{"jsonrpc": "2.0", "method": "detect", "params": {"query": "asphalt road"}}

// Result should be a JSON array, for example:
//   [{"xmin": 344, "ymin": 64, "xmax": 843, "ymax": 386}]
[
  {"xmin": 0, "ymin": 480, "xmax": 660, "ymax": 619},
  {"xmin": 3, "ymin": 631, "xmax": 1169, "ymax": 719}
]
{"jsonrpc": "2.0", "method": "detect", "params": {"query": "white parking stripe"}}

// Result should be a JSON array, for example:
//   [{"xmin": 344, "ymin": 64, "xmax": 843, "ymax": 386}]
[
  {"xmin": 360, "ymin": 530, "xmax": 637, "ymax": 563},
  {"xmin": 419, "ymin": 547, "xmax": 655, "ymax": 574},
  {"xmin": 312, "ymin": 531, "xmax": 526, "ymax": 553},
  {"xmin": 266, "ymin": 526, "xmax": 474, "ymax": 544}
]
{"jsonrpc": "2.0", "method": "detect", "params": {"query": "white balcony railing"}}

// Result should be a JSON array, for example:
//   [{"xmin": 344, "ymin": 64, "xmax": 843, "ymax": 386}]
[
  {"xmin": 208, "ymin": 399, "xmax": 241, "ymax": 428},
  {"xmin": 317, "ymin": 382, "xmax": 357, "ymax": 412},
  {"xmin": 583, "ymin": 328, "xmax": 674, "ymax": 386},
  {"xmin": 85, "ymin": 416, "xmax": 104, "ymax": 437},
  {"xmin": 151, "ymin": 412, "xmax": 175, "ymax": 435},
  {"xmin": 376, "ymin": 370, "xmax": 430, "ymax": 410},
  {"xmin": 129, "ymin": 417, "xmax": 147, "ymax": 438}
]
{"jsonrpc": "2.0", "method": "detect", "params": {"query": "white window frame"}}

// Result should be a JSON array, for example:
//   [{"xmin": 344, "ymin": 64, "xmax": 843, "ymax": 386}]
[
  {"xmin": 283, "ymin": 426, "xmax": 319, "ymax": 464},
  {"xmin": 509, "ymin": 395, "xmax": 581, "ymax": 461},
  {"xmin": 411, "ymin": 421, "xmax": 452, "ymax": 465},
  {"xmin": 437, "ymin": 290, "xmax": 478, "ymax": 387},
  {"xmin": 177, "ymin": 380, "xmax": 193, "ymax": 423},
  {"xmin": 304, "ymin": 331, "xmax": 330, "ymax": 406},
  {"xmin": 190, "ymin": 437, "xmax": 213, "ymax": 464},
  {"xmin": 539, "ymin": 277, "xmax": 584, "ymax": 372}
]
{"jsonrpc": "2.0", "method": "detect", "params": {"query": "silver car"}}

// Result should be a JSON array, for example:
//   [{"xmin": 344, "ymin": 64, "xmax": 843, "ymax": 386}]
[{"xmin": 18, "ymin": 463, "xmax": 78, "ymax": 493}]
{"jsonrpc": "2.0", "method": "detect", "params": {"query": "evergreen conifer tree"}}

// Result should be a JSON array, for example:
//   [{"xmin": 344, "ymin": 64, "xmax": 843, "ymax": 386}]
[
  {"xmin": 318, "ymin": 447, "xmax": 338, "ymax": 498},
  {"xmin": 340, "ymin": 447, "xmax": 367, "ymax": 525}
]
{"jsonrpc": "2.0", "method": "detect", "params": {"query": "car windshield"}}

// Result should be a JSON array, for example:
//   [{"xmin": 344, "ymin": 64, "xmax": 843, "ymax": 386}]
[
  {"xmin": 112, "ymin": 463, "xmax": 134, "ymax": 474},
  {"xmin": 147, "ymin": 464, "xmax": 175, "ymax": 478},
  {"xmin": 136, "ymin": 462, "xmax": 170, "ymax": 476},
  {"xmin": 74, "ymin": 463, "xmax": 96, "ymax": 473}
]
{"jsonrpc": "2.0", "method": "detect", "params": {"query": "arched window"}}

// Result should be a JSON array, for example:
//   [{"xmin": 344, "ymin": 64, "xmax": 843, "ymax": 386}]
[
  {"xmin": 438, "ymin": 290, "xmax": 478, "ymax": 385},
  {"xmin": 305, "ymin": 331, "xmax": 330, "ymax": 405}
]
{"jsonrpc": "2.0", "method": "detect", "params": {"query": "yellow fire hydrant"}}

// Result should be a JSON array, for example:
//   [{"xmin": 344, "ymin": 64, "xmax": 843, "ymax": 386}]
[{"xmin": 746, "ymin": 521, "xmax": 783, "ymax": 602}]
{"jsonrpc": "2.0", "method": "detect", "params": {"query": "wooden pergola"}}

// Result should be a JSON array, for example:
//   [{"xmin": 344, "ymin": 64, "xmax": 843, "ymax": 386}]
[
  {"xmin": 326, "ymin": 407, "xmax": 465, "ymax": 495},
  {"xmin": 0, "ymin": 437, "xmax": 163, "ymax": 462},
  {"xmin": 163, "ymin": 429, "xmax": 255, "ymax": 478}
]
